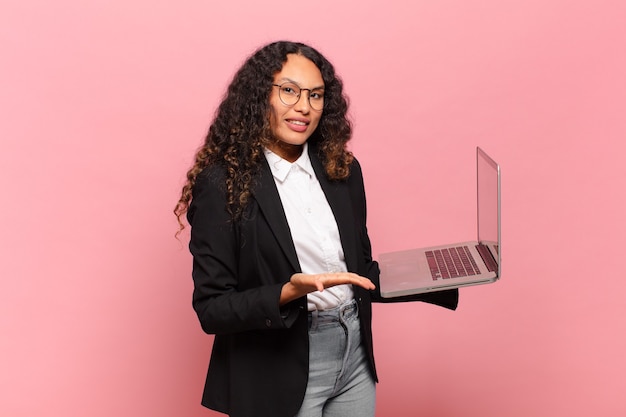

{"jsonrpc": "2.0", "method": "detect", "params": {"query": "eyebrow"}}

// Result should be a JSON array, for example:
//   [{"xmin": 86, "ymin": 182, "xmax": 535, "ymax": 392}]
[{"xmin": 277, "ymin": 77, "xmax": 325, "ymax": 90}]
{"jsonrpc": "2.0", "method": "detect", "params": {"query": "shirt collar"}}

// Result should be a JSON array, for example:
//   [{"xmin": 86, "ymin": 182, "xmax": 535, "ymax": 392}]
[{"xmin": 263, "ymin": 142, "xmax": 314, "ymax": 182}]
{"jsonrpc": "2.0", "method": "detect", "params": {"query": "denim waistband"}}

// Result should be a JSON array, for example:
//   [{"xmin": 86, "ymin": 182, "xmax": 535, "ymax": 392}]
[{"xmin": 308, "ymin": 299, "xmax": 358, "ymax": 329}]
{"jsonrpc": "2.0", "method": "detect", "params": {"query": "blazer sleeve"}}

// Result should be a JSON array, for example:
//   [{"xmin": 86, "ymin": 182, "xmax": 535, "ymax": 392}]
[
  {"xmin": 349, "ymin": 158, "xmax": 459, "ymax": 311},
  {"xmin": 187, "ymin": 167, "xmax": 295, "ymax": 335}
]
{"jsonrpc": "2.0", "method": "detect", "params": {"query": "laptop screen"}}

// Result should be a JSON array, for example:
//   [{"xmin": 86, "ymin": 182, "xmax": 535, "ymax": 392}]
[{"xmin": 477, "ymin": 147, "xmax": 501, "ymax": 271}]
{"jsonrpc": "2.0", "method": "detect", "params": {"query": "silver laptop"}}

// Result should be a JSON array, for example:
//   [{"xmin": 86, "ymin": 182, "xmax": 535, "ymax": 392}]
[{"xmin": 379, "ymin": 147, "xmax": 501, "ymax": 297}]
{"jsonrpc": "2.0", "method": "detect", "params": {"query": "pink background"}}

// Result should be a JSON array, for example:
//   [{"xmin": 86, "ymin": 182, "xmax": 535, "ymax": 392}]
[{"xmin": 2, "ymin": 0, "xmax": 625, "ymax": 415}]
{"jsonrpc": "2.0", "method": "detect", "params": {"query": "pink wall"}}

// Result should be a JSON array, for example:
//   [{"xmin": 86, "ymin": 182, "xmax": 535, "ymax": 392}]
[{"xmin": 2, "ymin": 0, "xmax": 625, "ymax": 415}]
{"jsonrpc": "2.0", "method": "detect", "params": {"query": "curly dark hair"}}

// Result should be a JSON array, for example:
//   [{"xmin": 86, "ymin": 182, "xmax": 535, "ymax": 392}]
[{"xmin": 174, "ymin": 41, "xmax": 354, "ymax": 233}]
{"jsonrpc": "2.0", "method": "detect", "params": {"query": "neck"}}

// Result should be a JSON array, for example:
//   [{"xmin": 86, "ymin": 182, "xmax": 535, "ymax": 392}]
[{"xmin": 269, "ymin": 141, "xmax": 304, "ymax": 163}]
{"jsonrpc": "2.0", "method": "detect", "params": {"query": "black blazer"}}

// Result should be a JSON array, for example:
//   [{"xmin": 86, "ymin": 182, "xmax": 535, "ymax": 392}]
[{"xmin": 187, "ymin": 145, "xmax": 458, "ymax": 417}]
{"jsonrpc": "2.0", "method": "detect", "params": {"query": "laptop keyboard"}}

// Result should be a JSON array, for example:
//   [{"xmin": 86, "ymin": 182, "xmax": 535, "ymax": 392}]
[{"xmin": 426, "ymin": 246, "xmax": 481, "ymax": 280}]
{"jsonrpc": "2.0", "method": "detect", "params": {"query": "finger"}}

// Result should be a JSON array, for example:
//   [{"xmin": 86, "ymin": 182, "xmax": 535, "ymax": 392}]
[
  {"xmin": 353, "ymin": 276, "xmax": 376, "ymax": 290},
  {"xmin": 331, "ymin": 273, "xmax": 375, "ymax": 290},
  {"xmin": 315, "ymin": 278, "xmax": 325, "ymax": 292}
]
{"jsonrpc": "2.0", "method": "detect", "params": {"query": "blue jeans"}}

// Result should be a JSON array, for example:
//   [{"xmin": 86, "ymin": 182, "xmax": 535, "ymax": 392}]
[{"xmin": 295, "ymin": 299, "xmax": 376, "ymax": 417}]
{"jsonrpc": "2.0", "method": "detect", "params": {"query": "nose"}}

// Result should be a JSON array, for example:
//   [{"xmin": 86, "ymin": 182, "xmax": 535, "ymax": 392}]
[{"xmin": 293, "ymin": 90, "xmax": 311, "ymax": 114}]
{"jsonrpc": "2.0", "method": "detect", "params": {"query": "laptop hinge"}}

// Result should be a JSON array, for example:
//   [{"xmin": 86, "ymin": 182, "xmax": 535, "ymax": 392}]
[{"xmin": 476, "ymin": 244, "xmax": 497, "ymax": 272}]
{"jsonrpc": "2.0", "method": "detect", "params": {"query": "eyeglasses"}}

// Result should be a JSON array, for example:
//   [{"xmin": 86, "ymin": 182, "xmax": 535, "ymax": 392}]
[{"xmin": 272, "ymin": 82, "xmax": 325, "ymax": 111}]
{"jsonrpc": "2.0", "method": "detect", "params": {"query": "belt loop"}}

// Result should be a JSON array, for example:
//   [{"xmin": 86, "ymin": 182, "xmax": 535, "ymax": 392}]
[
  {"xmin": 340, "ymin": 298, "xmax": 357, "ymax": 320},
  {"xmin": 308, "ymin": 309, "xmax": 319, "ymax": 330}
]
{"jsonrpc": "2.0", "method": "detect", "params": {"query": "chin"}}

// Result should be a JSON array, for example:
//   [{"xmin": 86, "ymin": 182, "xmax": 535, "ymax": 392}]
[{"xmin": 279, "ymin": 133, "xmax": 311, "ymax": 146}]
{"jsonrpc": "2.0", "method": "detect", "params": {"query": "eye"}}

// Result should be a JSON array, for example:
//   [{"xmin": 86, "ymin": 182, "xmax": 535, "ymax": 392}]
[
  {"xmin": 281, "ymin": 84, "xmax": 299, "ymax": 96},
  {"xmin": 310, "ymin": 90, "xmax": 325, "ymax": 100}
]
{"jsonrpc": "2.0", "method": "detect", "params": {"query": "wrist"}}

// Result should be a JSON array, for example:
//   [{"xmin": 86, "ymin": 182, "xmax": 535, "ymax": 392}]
[
  {"xmin": 279, "ymin": 282, "xmax": 299, "ymax": 306},
  {"xmin": 279, "ymin": 278, "xmax": 310, "ymax": 306}
]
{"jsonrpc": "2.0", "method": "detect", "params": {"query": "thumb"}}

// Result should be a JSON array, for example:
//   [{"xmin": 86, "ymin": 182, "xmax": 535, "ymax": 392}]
[{"xmin": 315, "ymin": 278, "xmax": 325, "ymax": 292}]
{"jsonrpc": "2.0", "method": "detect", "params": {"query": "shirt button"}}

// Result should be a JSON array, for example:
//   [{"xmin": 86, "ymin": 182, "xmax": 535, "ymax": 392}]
[{"xmin": 265, "ymin": 319, "xmax": 272, "ymax": 327}]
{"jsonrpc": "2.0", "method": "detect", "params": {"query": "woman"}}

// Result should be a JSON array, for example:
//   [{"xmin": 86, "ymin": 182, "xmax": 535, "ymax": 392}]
[{"xmin": 174, "ymin": 41, "xmax": 458, "ymax": 417}]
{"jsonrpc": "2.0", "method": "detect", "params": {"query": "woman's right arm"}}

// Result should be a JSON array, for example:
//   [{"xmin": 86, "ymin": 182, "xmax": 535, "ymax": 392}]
[{"xmin": 188, "ymin": 167, "xmax": 291, "ymax": 335}]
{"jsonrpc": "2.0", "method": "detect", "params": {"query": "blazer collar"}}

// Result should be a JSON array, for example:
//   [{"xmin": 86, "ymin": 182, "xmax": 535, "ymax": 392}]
[{"xmin": 253, "ymin": 158, "xmax": 301, "ymax": 272}]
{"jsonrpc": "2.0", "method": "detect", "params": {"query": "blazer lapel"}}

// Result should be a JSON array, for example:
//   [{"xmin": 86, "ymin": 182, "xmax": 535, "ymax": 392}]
[
  {"xmin": 308, "ymin": 147, "xmax": 359, "ymax": 273},
  {"xmin": 252, "ymin": 158, "xmax": 301, "ymax": 272}
]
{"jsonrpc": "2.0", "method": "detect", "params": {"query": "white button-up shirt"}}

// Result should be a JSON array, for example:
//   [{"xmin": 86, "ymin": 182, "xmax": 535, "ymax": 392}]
[{"xmin": 264, "ymin": 144, "xmax": 354, "ymax": 311}]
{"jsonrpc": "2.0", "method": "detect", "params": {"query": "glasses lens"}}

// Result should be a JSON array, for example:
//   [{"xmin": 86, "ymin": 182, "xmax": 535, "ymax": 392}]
[
  {"xmin": 308, "ymin": 88, "xmax": 325, "ymax": 111},
  {"xmin": 278, "ymin": 83, "xmax": 300, "ymax": 106}
]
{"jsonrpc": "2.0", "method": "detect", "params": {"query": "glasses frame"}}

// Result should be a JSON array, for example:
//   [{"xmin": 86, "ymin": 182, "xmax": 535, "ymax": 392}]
[{"xmin": 272, "ymin": 82, "xmax": 325, "ymax": 111}]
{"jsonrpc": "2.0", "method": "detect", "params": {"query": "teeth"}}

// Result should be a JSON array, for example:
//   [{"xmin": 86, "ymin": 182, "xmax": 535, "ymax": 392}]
[{"xmin": 289, "ymin": 120, "xmax": 307, "ymax": 126}]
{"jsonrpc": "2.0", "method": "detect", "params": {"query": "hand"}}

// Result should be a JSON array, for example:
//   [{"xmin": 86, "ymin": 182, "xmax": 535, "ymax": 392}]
[
  {"xmin": 280, "ymin": 272, "xmax": 375, "ymax": 305},
  {"xmin": 290, "ymin": 272, "xmax": 376, "ymax": 293}
]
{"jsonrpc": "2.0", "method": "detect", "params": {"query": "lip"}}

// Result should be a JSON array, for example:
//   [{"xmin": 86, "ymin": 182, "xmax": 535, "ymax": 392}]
[{"xmin": 285, "ymin": 118, "xmax": 310, "ymax": 133}]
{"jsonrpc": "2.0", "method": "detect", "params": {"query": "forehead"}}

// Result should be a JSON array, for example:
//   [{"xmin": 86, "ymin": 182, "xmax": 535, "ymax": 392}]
[{"xmin": 274, "ymin": 54, "xmax": 324, "ymax": 87}]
